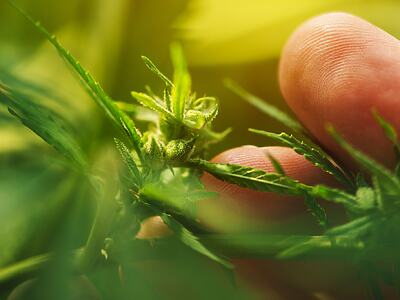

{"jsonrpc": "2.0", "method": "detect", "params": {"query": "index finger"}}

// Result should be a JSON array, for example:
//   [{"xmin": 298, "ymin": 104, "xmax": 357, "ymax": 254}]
[{"xmin": 279, "ymin": 12, "xmax": 400, "ymax": 168}]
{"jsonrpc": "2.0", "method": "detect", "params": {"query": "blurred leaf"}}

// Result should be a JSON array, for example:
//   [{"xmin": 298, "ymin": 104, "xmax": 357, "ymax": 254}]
[
  {"xmin": 170, "ymin": 43, "xmax": 191, "ymax": 121},
  {"xmin": 0, "ymin": 166, "xmax": 82, "ymax": 268},
  {"xmin": 0, "ymin": 80, "xmax": 87, "ymax": 169},
  {"xmin": 373, "ymin": 109, "xmax": 400, "ymax": 160},
  {"xmin": 225, "ymin": 79, "xmax": 303, "ymax": 132},
  {"xmin": 328, "ymin": 125, "xmax": 400, "ymax": 195},
  {"xmin": 9, "ymin": 1, "xmax": 144, "ymax": 156},
  {"xmin": 161, "ymin": 213, "xmax": 233, "ymax": 269},
  {"xmin": 308, "ymin": 185, "xmax": 357, "ymax": 208},
  {"xmin": 114, "ymin": 138, "xmax": 142, "ymax": 188}
]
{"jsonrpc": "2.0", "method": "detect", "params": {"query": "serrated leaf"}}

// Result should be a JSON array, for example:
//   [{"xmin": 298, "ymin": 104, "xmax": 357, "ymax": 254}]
[
  {"xmin": 170, "ymin": 43, "xmax": 191, "ymax": 120},
  {"xmin": 328, "ymin": 125, "xmax": 400, "ymax": 194},
  {"xmin": 0, "ymin": 81, "xmax": 87, "ymax": 169},
  {"xmin": 114, "ymin": 138, "xmax": 141, "ymax": 188},
  {"xmin": 161, "ymin": 213, "xmax": 232, "ymax": 269},
  {"xmin": 141, "ymin": 56, "xmax": 173, "ymax": 87},
  {"xmin": 251, "ymin": 129, "xmax": 355, "ymax": 190},
  {"xmin": 10, "ymin": 1, "xmax": 143, "ymax": 156},
  {"xmin": 304, "ymin": 194, "xmax": 328, "ymax": 229},
  {"xmin": 192, "ymin": 159, "xmax": 306, "ymax": 195},
  {"xmin": 193, "ymin": 159, "xmax": 358, "ymax": 209},
  {"xmin": 225, "ymin": 79, "xmax": 303, "ymax": 132}
]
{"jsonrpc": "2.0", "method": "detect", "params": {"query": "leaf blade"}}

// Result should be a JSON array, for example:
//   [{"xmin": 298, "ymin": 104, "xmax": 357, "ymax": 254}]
[
  {"xmin": 0, "ymin": 81, "xmax": 87, "ymax": 169},
  {"xmin": 141, "ymin": 56, "xmax": 173, "ymax": 87},
  {"xmin": 328, "ymin": 125, "xmax": 400, "ymax": 194},
  {"xmin": 9, "ymin": 1, "xmax": 143, "ymax": 156},
  {"xmin": 170, "ymin": 43, "xmax": 190, "ymax": 120},
  {"xmin": 161, "ymin": 213, "xmax": 232, "ymax": 269},
  {"xmin": 250, "ymin": 129, "xmax": 355, "ymax": 190},
  {"xmin": 225, "ymin": 79, "xmax": 303, "ymax": 132}
]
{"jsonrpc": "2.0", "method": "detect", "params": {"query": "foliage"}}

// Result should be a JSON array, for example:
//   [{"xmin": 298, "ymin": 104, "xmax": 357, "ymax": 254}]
[{"xmin": 1, "ymin": 2, "xmax": 400, "ymax": 300}]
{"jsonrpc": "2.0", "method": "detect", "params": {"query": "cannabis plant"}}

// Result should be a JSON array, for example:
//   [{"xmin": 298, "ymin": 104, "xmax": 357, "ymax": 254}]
[{"xmin": 1, "ymin": 2, "xmax": 400, "ymax": 300}]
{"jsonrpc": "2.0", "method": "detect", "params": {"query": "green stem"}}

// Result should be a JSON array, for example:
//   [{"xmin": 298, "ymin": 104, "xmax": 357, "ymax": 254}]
[{"xmin": 199, "ymin": 234, "xmax": 364, "ymax": 260}]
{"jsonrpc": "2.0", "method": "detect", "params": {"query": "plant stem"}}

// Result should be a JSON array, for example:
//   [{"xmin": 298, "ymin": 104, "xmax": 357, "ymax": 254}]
[{"xmin": 199, "ymin": 234, "xmax": 364, "ymax": 260}]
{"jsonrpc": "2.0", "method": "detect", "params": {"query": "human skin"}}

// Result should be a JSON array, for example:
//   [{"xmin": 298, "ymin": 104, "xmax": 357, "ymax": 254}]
[{"xmin": 202, "ymin": 12, "xmax": 400, "ymax": 299}]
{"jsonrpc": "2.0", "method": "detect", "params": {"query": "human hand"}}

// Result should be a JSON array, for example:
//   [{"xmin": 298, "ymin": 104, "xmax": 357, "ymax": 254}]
[{"xmin": 202, "ymin": 12, "xmax": 400, "ymax": 300}]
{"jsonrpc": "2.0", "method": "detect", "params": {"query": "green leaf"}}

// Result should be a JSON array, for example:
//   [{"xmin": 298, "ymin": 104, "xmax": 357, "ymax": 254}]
[
  {"xmin": 131, "ymin": 91, "xmax": 175, "ymax": 119},
  {"xmin": 328, "ymin": 125, "xmax": 400, "ymax": 194},
  {"xmin": 161, "ymin": 213, "xmax": 232, "ymax": 269},
  {"xmin": 200, "ymin": 234, "xmax": 362, "ymax": 260},
  {"xmin": 308, "ymin": 185, "xmax": 357, "ymax": 208},
  {"xmin": 115, "ymin": 102, "xmax": 158, "ymax": 123},
  {"xmin": 192, "ymin": 159, "xmax": 305, "ymax": 196},
  {"xmin": 192, "ymin": 159, "xmax": 358, "ymax": 208},
  {"xmin": 277, "ymin": 217, "xmax": 372, "ymax": 259},
  {"xmin": 276, "ymin": 236, "xmax": 331, "ymax": 260},
  {"xmin": 326, "ymin": 215, "xmax": 375, "ymax": 238},
  {"xmin": 372, "ymin": 176, "xmax": 384, "ymax": 211},
  {"xmin": 141, "ymin": 184, "xmax": 195, "ymax": 219},
  {"xmin": 0, "ymin": 81, "xmax": 87, "ymax": 169},
  {"xmin": 225, "ymin": 79, "xmax": 303, "ymax": 132},
  {"xmin": 372, "ymin": 109, "xmax": 400, "ymax": 160},
  {"xmin": 9, "ymin": 1, "xmax": 143, "ymax": 156},
  {"xmin": 251, "ymin": 129, "xmax": 355, "ymax": 190},
  {"xmin": 170, "ymin": 43, "xmax": 191, "ymax": 120},
  {"xmin": 265, "ymin": 152, "xmax": 286, "ymax": 176},
  {"xmin": 141, "ymin": 56, "xmax": 173, "ymax": 87},
  {"xmin": 304, "ymin": 194, "xmax": 328, "ymax": 229},
  {"xmin": 114, "ymin": 138, "xmax": 142, "ymax": 188}
]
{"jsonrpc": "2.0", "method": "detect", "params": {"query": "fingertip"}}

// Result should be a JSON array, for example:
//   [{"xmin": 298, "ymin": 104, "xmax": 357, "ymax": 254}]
[{"xmin": 279, "ymin": 12, "xmax": 400, "ymax": 167}]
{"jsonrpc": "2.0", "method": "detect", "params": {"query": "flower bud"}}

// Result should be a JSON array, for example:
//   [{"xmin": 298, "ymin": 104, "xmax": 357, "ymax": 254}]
[{"xmin": 164, "ymin": 139, "xmax": 191, "ymax": 160}]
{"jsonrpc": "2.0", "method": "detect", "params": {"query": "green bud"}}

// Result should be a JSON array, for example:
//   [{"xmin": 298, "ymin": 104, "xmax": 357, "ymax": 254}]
[
  {"xmin": 185, "ymin": 110, "xmax": 206, "ymax": 129},
  {"xmin": 165, "ymin": 139, "xmax": 191, "ymax": 160},
  {"xmin": 142, "ymin": 132, "xmax": 164, "ymax": 159}
]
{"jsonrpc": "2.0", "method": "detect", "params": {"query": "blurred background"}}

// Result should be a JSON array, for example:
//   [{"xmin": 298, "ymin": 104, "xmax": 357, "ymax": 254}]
[{"xmin": 1, "ymin": 0, "xmax": 400, "ymax": 298}]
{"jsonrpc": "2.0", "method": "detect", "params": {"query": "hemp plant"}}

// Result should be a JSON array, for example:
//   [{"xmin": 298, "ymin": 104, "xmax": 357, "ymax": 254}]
[{"xmin": 2, "ymin": 1, "xmax": 400, "ymax": 299}]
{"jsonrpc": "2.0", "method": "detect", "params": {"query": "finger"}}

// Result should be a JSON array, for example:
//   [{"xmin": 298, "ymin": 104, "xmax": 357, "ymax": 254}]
[
  {"xmin": 279, "ymin": 12, "xmax": 400, "ymax": 168},
  {"xmin": 201, "ymin": 145, "xmax": 336, "ymax": 228},
  {"xmin": 201, "ymin": 146, "xmax": 358, "ymax": 296}
]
